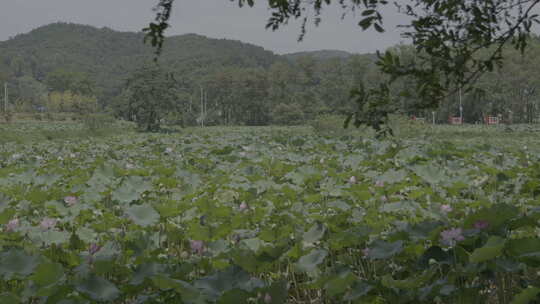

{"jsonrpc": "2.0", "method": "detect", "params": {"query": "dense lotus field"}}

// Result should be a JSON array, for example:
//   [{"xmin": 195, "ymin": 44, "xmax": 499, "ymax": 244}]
[{"xmin": 2, "ymin": 126, "xmax": 540, "ymax": 303}]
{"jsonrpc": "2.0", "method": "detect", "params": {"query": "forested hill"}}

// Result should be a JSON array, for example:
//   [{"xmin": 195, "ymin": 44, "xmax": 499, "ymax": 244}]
[
  {"xmin": 0, "ymin": 22, "xmax": 380, "ymax": 126},
  {"xmin": 0, "ymin": 23, "xmax": 280, "ymax": 100}
]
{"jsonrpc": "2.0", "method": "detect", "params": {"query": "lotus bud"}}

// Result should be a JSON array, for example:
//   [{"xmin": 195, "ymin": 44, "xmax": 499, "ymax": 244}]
[{"xmin": 64, "ymin": 195, "xmax": 78, "ymax": 207}]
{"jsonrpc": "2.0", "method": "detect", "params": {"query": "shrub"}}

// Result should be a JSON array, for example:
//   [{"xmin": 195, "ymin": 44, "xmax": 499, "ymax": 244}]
[
  {"xmin": 82, "ymin": 113, "xmax": 116, "ymax": 132},
  {"xmin": 2, "ymin": 111, "xmax": 14, "ymax": 123},
  {"xmin": 309, "ymin": 114, "xmax": 349, "ymax": 136},
  {"xmin": 387, "ymin": 114, "xmax": 432, "ymax": 139},
  {"xmin": 45, "ymin": 112, "xmax": 54, "ymax": 121},
  {"xmin": 271, "ymin": 102, "xmax": 305, "ymax": 125}
]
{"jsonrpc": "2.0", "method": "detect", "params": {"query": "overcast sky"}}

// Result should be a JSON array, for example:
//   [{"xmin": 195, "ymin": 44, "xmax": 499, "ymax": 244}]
[{"xmin": 0, "ymin": 0, "xmax": 409, "ymax": 54}]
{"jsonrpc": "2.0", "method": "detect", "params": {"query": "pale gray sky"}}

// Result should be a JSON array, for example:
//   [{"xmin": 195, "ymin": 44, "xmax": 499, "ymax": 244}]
[{"xmin": 0, "ymin": 0, "xmax": 408, "ymax": 54}]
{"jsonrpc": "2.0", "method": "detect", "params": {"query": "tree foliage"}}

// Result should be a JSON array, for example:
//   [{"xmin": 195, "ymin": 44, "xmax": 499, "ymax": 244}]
[
  {"xmin": 45, "ymin": 69, "xmax": 95, "ymax": 96},
  {"xmin": 119, "ymin": 64, "xmax": 179, "ymax": 131}
]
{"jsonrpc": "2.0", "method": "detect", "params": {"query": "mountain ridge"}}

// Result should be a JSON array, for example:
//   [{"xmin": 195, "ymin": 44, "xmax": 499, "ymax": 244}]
[
  {"xmin": 0, "ymin": 22, "xmax": 283, "ymax": 99},
  {"xmin": 0, "ymin": 22, "xmax": 371, "ymax": 108}
]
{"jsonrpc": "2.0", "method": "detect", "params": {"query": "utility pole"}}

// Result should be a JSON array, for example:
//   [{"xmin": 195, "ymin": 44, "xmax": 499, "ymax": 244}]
[
  {"xmin": 200, "ymin": 85, "xmax": 204, "ymax": 127},
  {"xmin": 204, "ymin": 91, "xmax": 207, "ymax": 124},
  {"xmin": 3, "ymin": 82, "xmax": 7, "ymax": 113},
  {"xmin": 459, "ymin": 87, "xmax": 463, "ymax": 124}
]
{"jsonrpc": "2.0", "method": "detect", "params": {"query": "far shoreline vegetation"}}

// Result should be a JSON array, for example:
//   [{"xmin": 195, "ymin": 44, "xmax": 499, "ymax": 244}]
[{"xmin": 1, "ymin": 23, "xmax": 540, "ymax": 133}]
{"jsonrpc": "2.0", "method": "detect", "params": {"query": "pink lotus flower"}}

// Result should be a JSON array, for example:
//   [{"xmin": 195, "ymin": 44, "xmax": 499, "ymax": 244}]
[
  {"xmin": 40, "ymin": 218, "xmax": 57, "ymax": 230},
  {"xmin": 440, "ymin": 204, "xmax": 453, "ymax": 213},
  {"xmin": 362, "ymin": 248, "xmax": 370, "ymax": 258},
  {"xmin": 6, "ymin": 218, "xmax": 19, "ymax": 232},
  {"xmin": 190, "ymin": 240, "xmax": 205, "ymax": 255},
  {"xmin": 440, "ymin": 228, "xmax": 464, "ymax": 246},
  {"xmin": 232, "ymin": 234, "xmax": 241, "ymax": 244},
  {"xmin": 264, "ymin": 293, "xmax": 272, "ymax": 304},
  {"xmin": 375, "ymin": 180, "xmax": 385, "ymax": 187},
  {"xmin": 474, "ymin": 220, "xmax": 489, "ymax": 230},
  {"xmin": 64, "ymin": 196, "xmax": 78, "ymax": 207},
  {"xmin": 349, "ymin": 176, "xmax": 357, "ymax": 184},
  {"xmin": 89, "ymin": 243, "xmax": 101, "ymax": 255},
  {"xmin": 239, "ymin": 202, "xmax": 248, "ymax": 211}
]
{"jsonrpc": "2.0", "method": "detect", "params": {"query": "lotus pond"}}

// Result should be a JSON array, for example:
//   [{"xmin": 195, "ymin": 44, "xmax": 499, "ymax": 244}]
[{"xmin": 2, "ymin": 124, "xmax": 540, "ymax": 303}]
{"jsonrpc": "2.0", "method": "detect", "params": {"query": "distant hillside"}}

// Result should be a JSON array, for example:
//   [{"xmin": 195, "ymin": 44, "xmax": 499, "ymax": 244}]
[
  {"xmin": 0, "ymin": 23, "xmax": 280, "ymax": 100},
  {"xmin": 284, "ymin": 50, "xmax": 353, "ymax": 61}
]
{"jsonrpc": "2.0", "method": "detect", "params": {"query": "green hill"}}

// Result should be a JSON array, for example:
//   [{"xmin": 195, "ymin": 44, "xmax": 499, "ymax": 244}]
[
  {"xmin": 0, "ymin": 22, "xmax": 382, "ymax": 127},
  {"xmin": 0, "ymin": 23, "xmax": 280, "ymax": 102}
]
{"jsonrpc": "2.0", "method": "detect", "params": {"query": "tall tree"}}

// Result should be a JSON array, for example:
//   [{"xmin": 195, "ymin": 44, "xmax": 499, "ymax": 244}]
[{"xmin": 120, "ymin": 64, "xmax": 179, "ymax": 131}]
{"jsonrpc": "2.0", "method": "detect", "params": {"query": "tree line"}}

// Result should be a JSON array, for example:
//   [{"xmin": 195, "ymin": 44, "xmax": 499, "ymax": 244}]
[
  {"xmin": 2, "ymin": 24, "xmax": 540, "ymax": 129},
  {"xmin": 114, "ymin": 39, "xmax": 540, "ymax": 130}
]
